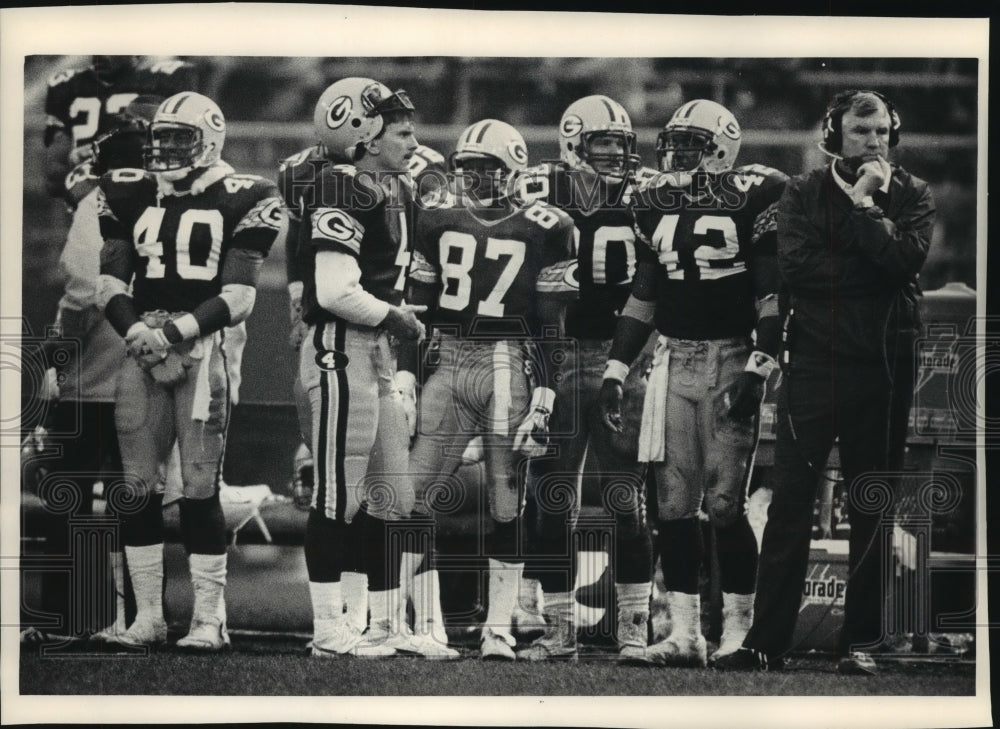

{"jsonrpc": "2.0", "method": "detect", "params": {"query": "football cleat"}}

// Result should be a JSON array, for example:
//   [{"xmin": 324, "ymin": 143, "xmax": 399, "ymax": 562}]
[
  {"xmin": 365, "ymin": 620, "xmax": 460, "ymax": 660},
  {"xmin": 711, "ymin": 646, "xmax": 785, "ymax": 672},
  {"xmin": 511, "ymin": 604, "xmax": 547, "ymax": 641},
  {"xmin": 516, "ymin": 614, "xmax": 578, "ymax": 662},
  {"xmin": 837, "ymin": 651, "xmax": 878, "ymax": 676},
  {"xmin": 711, "ymin": 592, "xmax": 754, "ymax": 662},
  {"xmin": 90, "ymin": 621, "xmax": 128, "ymax": 644},
  {"xmin": 617, "ymin": 611, "xmax": 653, "ymax": 666},
  {"xmin": 116, "ymin": 616, "xmax": 168, "ymax": 648},
  {"xmin": 645, "ymin": 632, "xmax": 708, "ymax": 668},
  {"xmin": 310, "ymin": 621, "xmax": 396, "ymax": 659},
  {"xmin": 176, "ymin": 620, "xmax": 231, "ymax": 653},
  {"xmin": 480, "ymin": 627, "xmax": 516, "ymax": 661}
]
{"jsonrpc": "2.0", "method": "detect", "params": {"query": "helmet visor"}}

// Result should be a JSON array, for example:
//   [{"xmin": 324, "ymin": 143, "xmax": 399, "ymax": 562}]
[
  {"xmin": 656, "ymin": 129, "xmax": 715, "ymax": 173},
  {"xmin": 361, "ymin": 85, "xmax": 415, "ymax": 117},
  {"xmin": 580, "ymin": 131, "xmax": 639, "ymax": 177},
  {"xmin": 144, "ymin": 123, "xmax": 202, "ymax": 171}
]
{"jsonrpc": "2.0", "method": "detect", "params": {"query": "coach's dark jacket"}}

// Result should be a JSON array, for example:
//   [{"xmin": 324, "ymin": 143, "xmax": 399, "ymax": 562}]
[{"xmin": 777, "ymin": 164, "xmax": 935, "ymax": 361}]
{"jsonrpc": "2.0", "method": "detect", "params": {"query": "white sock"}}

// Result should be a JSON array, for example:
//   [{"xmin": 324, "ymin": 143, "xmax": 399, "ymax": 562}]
[
  {"xmin": 124, "ymin": 544, "xmax": 164, "ymax": 624},
  {"xmin": 341, "ymin": 571, "xmax": 368, "ymax": 632},
  {"xmin": 485, "ymin": 558, "xmax": 523, "ymax": 637},
  {"xmin": 370, "ymin": 588, "xmax": 400, "ymax": 631},
  {"xmin": 616, "ymin": 581, "xmax": 652, "ymax": 620},
  {"xmin": 666, "ymin": 591, "xmax": 701, "ymax": 638},
  {"xmin": 720, "ymin": 592, "xmax": 754, "ymax": 650},
  {"xmin": 309, "ymin": 581, "xmax": 341, "ymax": 622},
  {"xmin": 188, "ymin": 553, "xmax": 227, "ymax": 627},
  {"xmin": 518, "ymin": 576, "xmax": 543, "ymax": 614},
  {"xmin": 413, "ymin": 568, "xmax": 447, "ymax": 641}
]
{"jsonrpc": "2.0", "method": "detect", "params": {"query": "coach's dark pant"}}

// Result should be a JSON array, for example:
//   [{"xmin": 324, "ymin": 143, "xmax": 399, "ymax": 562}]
[{"xmin": 744, "ymin": 344, "xmax": 915, "ymax": 658}]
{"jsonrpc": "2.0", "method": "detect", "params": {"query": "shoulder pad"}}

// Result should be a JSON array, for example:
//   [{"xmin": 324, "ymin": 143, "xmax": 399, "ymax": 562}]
[{"xmin": 47, "ymin": 66, "xmax": 85, "ymax": 87}]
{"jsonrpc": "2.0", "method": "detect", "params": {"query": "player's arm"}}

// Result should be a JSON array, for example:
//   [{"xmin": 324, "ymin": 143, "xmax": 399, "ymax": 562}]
[
  {"xmin": 161, "ymin": 193, "xmax": 286, "ymax": 346},
  {"xmin": 43, "ymin": 130, "xmax": 74, "ymax": 199},
  {"xmin": 850, "ymin": 172, "xmax": 935, "ymax": 283},
  {"xmin": 277, "ymin": 157, "xmax": 310, "ymax": 348},
  {"xmin": 95, "ymin": 185, "xmax": 141, "ymax": 336},
  {"xmin": 395, "ymin": 239, "xmax": 440, "ymax": 438},
  {"xmin": 310, "ymin": 206, "xmax": 425, "ymax": 340}
]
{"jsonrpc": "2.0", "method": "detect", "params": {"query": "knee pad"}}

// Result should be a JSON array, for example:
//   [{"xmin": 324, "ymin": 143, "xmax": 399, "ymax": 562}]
[
  {"xmin": 120, "ymin": 492, "xmax": 164, "ymax": 547},
  {"xmin": 304, "ymin": 508, "xmax": 345, "ymax": 582},
  {"xmin": 179, "ymin": 493, "xmax": 226, "ymax": 555}
]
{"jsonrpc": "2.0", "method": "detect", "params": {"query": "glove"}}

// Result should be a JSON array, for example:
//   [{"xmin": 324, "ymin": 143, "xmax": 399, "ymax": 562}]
[
  {"xmin": 394, "ymin": 370, "xmax": 417, "ymax": 438},
  {"xmin": 723, "ymin": 351, "xmax": 777, "ymax": 421},
  {"xmin": 149, "ymin": 351, "xmax": 189, "ymax": 386},
  {"xmin": 723, "ymin": 371, "xmax": 766, "ymax": 422},
  {"xmin": 125, "ymin": 321, "xmax": 171, "ymax": 359},
  {"xmin": 287, "ymin": 281, "xmax": 308, "ymax": 350},
  {"xmin": 513, "ymin": 387, "xmax": 555, "ymax": 457}
]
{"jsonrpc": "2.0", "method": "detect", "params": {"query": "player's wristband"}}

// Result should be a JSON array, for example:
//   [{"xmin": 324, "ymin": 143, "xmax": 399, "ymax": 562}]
[
  {"xmin": 287, "ymin": 280, "xmax": 304, "ymax": 303},
  {"xmin": 530, "ymin": 387, "xmax": 556, "ymax": 414},
  {"xmin": 602, "ymin": 359, "xmax": 630, "ymax": 384},
  {"xmin": 745, "ymin": 351, "xmax": 778, "ymax": 379},
  {"xmin": 162, "ymin": 313, "xmax": 200, "ymax": 344},
  {"xmin": 125, "ymin": 321, "xmax": 148, "ymax": 340}
]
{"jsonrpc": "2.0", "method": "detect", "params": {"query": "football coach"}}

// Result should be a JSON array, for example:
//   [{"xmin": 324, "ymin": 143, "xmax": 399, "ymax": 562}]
[{"xmin": 715, "ymin": 90, "xmax": 936, "ymax": 675}]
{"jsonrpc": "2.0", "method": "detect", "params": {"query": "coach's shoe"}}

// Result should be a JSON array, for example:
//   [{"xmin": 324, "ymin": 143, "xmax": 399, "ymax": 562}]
[
  {"xmin": 646, "ymin": 632, "xmax": 708, "ymax": 668},
  {"xmin": 480, "ymin": 627, "xmax": 516, "ymax": 661},
  {"xmin": 517, "ymin": 614, "xmax": 578, "ymax": 662},
  {"xmin": 90, "ymin": 620, "xmax": 127, "ymax": 644},
  {"xmin": 366, "ymin": 619, "xmax": 460, "ymax": 660},
  {"xmin": 617, "ymin": 611, "xmax": 653, "ymax": 666},
  {"xmin": 837, "ymin": 651, "xmax": 878, "ymax": 676},
  {"xmin": 712, "ymin": 647, "xmax": 785, "ymax": 672},
  {"xmin": 709, "ymin": 592, "xmax": 754, "ymax": 662},
  {"xmin": 117, "ymin": 616, "xmax": 168, "ymax": 648}
]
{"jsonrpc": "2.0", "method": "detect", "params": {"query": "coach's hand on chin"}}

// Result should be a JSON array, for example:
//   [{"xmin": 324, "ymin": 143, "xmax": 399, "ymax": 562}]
[{"xmin": 383, "ymin": 303, "xmax": 427, "ymax": 341}]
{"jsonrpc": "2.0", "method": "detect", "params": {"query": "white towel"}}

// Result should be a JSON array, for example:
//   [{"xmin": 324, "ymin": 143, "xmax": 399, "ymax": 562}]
[
  {"xmin": 191, "ymin": 333, "xmax": 216, "ymax": 422},
  {"xmin": 637, "ymin": 338, "xmax": 670, "ymax": 463},
  {"xmin": 492, "ymin": 341, "xmax": 512, "ymax": 435}
]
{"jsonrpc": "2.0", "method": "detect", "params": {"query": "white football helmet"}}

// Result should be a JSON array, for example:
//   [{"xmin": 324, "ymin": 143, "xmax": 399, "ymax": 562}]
[
  {"xmin": 313, "ymin": 77, "xmax": 414, "ymax": 162},
  {"xmin": 144, "ymin": 92, "xmax": 226, "ymax": 180},
  {"xmin": 450, "ymin": 119, "xmax": 528, "ymax": 202},
  {"xmin": 655, "ymin": 99, "xmax": 742, "ymax": 177},
  {"xmin": 559, "ymin": 95, "xmax": 639, "ymax": 178}
]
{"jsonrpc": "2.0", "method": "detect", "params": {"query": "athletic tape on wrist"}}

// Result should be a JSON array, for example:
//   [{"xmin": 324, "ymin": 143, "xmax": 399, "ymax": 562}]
[
  {"xmin": 745, "ymin": 351, "xmax": 778, "ymax": 379},
  {"xmin": 603, "ymin": 359, "xmax": 630, "ymax": 384}
]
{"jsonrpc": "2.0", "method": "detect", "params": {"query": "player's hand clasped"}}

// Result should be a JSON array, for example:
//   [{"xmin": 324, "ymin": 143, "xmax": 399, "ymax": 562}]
[
  {"xmin": 382, "ymin": 304, "xmax": 427, "ymax": 342},
  {"xmin": 599, "ymin": 378, "xmax": 624, "ymax": 433}
]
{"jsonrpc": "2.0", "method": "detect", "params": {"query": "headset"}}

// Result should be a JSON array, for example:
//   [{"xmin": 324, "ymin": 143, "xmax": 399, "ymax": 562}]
[{"xmin": 819, "ymin": 90, "xmax": 902, "ymax": 158}]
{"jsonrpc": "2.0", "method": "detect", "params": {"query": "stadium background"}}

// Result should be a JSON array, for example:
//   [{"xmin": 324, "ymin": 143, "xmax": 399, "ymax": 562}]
[{"xmin": 18, "ymin": 56, "xmax": 979, "ymax": 645}]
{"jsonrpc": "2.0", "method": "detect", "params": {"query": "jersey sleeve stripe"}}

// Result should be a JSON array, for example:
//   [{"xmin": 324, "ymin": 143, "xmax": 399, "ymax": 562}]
[
  {"xmin": 409, "ymin": 250, "xmax": 438, "ymax": 284},
  {"xmin": 311, "ymin": 207, "xmax": 364, "ymax": 256},
  {"xmin": 234, "ymin": 196, "xmax": 285, "ymax": 235},
  {"xmin": 536, "ymin": 259, "xmax": 579, "ymax": 294}
]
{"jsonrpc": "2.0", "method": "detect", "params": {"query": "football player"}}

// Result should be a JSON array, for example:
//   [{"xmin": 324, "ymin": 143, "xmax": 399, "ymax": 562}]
[
  {"xmin": 600, "ymin": 99, "xmax": 787, "ymax": 667},
  {"xmin": 296, "ymin": 78, "xmax": 458, "ymax": 660},
  {"xmin": 515, "ymin": 96, "xmax": 658, "ymax": 662},
  {"xmin": 399, "ymin": 119, "xmax": 576, "ymax": 661},
  {"xmin": 96, "ymin": 91, "xmax": 285, "ymax": 651}
]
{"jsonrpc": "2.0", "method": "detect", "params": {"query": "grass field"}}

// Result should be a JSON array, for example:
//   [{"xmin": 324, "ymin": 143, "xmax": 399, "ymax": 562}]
[{"xmin": 20, "ymin": 633, "xmax": 976, "ymax": 697}]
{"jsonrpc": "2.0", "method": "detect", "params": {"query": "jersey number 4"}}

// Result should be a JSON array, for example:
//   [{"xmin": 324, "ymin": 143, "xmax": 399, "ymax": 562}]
[
  {"xmin": 439, "ymin": 233, "xmax": 525, "ymax": 316},
  {"xmin": 651, "ymin": 214, "xmax": 744, "ymax": 281},
  {"xmin": 133, "ymin": 206, "xmax": 224, "ymax": 281}
]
